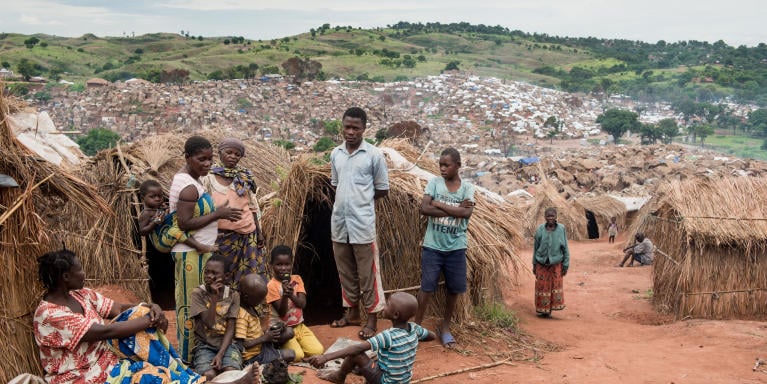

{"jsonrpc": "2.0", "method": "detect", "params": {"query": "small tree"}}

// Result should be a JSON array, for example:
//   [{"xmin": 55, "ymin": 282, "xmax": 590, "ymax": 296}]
[
  {"xmin": 313, "ymin": 137, "xmax": 336, "ymax": 152},
  {"xmin": 76, "ymin": 128, "xmax": 121, "ymax": 156},
  {"xmin": 657, "ymin": 118, "xmax": 679, "ymax": 144},
  {"xmin": 444, "ymin": 61, "xmax": 460, "ymax": 71},
  {"xmin": 596, "ymin": 109, "xmax": 640, "ymax": 143}
]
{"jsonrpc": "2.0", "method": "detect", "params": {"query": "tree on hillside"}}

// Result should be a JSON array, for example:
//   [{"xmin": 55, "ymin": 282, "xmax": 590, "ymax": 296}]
[
  {"xmin": 657, "ymin": 118, "xmax": 680, "ymax": 144},
  {"xmin": 748, "ymin": 109, "xmax": 767, "ymax": 136},
  {"xmin": 76, "ymin": 128, "xmax": 121, "ymax": 156},
  {"xmin": 596, "ymin": 109, "xmax": 640, "ymax": 143},
  {"xmin": 444, "ymin": 61, "xmax": 460, "ymax": 71},
  {"xmin": 24, "ymin": 37, "xmax": 40, "ymax": 48},
  {"xmin": 281, "ymin": 57, "xmax": 322, "ymax": 83},
  {"xmin": 17, "ymin": 58, "xmax": 39, "ymax": 81}
]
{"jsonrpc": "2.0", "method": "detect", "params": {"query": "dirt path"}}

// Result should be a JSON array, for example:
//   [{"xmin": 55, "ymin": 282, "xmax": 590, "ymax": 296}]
[
  {"xmin": 98, "ymin": 235, "xmax": 767, "ymax": 383},
  {"xmin": 293, "ymin": 235, "xmax": 767, "ymax": 384}
]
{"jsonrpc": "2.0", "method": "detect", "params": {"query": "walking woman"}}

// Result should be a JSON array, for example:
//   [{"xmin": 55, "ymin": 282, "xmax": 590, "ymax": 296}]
[
  {"xmin": 203, "ymin": 137, "xmax": 268, "ymax": 288},
  {"xmin": 170, "ymin": 136, "xmax": 242, "ymax": 362},
  {"xmin": 532, "ymin": 207, "xmax": 570, "ymax": 317}
]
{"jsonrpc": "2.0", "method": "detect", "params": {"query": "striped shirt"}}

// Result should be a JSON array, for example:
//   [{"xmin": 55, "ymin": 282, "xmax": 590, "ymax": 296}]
[{"xmin": 368, "ymin": 322, "xmax": 430, "ymax": 384}]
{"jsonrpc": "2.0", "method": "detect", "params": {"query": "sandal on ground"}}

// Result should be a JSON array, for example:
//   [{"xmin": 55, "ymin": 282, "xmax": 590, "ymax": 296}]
[
  {"xmin": 358, "ymin": 325, "xmax": 376, "ymax": 340},
  {"xmin": 437, "ymin": 328, "xmax": 457, "ymax": 348},
  {"xmin": 330, "ymin": 313, "xmax": 361, "ymax": 328}
]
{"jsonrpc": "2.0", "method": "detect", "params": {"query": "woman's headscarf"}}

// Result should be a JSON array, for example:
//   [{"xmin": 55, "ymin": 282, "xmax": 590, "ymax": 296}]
[{"xmin": 210, "ymin": 138, "xmax": 257, "ymax": 197}]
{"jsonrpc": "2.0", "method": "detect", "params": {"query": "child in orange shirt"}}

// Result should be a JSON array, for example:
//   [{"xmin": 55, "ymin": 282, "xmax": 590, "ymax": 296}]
[{"xmin": 266, "ymin": 246, "xmax": 324, "ymax": 361}]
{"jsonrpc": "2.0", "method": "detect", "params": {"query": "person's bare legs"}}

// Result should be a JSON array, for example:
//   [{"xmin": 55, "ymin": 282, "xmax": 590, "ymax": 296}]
[
  {"xmin": 439, "ymin": 292, "xmax": 459, "ymax": 348},
  {"xmin": 317, "ymin": 352, "xmax": 371, "ymax": 384},
  {"xmin": 360, "ymin": 311, "xmax": 378, "ymax": 340},
  {"xmin": 616, "ymin": 251, "xmax": 632, "ymax": 267},
  {"xmin": 414, "ymin": 290, "xmax": 433, "ymax": 325}
]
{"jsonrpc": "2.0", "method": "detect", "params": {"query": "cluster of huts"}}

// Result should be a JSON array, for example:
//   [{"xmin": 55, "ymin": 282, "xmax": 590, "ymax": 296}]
[{"xmin": 2, "ymin": 91, "xmax": 767, "ymax": 381}]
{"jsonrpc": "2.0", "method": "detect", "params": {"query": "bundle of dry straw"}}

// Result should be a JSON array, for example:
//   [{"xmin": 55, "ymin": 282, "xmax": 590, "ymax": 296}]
[
  {"xmin": 525, "ymin": 180, "xmax": 587, "ymax": 240},
  {"xmin": 0, "ymin": 87, "xmax": 110, "ymax": 381},
  {"xmin": 261, "ymin": 140, "xmax": 525, "ymax": 322},
  {"xmin": 630, "ymin": 176, "xmax": 767, "ymax": 319}
]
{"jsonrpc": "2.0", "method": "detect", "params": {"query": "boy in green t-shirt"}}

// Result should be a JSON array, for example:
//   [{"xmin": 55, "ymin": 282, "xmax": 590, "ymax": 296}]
[{"xmin": 414, "ymin": 147, "xmax": 475, "ymax": 349}]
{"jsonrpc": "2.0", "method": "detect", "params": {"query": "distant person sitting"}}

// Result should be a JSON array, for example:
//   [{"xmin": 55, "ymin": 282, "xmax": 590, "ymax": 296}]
[{"xmin": 616, "ymin": 233, "xmax": 654, "ymax": 267}]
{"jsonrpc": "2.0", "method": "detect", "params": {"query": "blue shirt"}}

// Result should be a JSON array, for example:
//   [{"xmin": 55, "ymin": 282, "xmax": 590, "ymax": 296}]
[
  {"xmin": 330, "ymin": 140, "xmax": 389, "ymax": 244},
  {"xmin": 422, "ymin": 177, "xmax": 475, "ymax": 251},
  {"xmin": 368, "ymin": 323, "xmax": 430, "ymax": 384}
]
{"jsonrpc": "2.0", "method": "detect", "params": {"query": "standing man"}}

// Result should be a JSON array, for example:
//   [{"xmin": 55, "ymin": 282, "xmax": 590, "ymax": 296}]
[{"xmin": 329, "ymin": 107, "xmax": 389, "ymax": 340}]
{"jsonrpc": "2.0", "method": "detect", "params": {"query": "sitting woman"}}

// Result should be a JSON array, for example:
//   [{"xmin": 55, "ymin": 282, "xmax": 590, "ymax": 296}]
[{"xmin": 32, "ymin": 249, "xmax": 255, "ymax": 384}]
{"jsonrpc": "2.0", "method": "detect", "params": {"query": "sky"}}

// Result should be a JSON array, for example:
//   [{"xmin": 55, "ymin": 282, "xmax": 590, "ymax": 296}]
[{"xmin": 2, "ymin": 0, "xmax": 765, "ymax": 46}]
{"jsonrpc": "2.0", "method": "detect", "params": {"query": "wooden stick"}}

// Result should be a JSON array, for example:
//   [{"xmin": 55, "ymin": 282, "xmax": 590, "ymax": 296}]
[
  {"xmin": 411, "ymin": 356, "xmax": 513, "ymax": 383},
  {"xmin": 654, "ymin": 247, "xmax": 679, "ymax": 266}
]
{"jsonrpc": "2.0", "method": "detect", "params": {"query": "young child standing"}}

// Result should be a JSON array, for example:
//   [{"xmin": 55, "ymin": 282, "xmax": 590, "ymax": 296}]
[
  {"xmin": 236, "ymin": 274, "xmax": 296, "ymax": 365},
  {"xmin": 305, "ymin": 292, "xmax": 435, "ymax": 384},
  {"xmin": 266, "ymin": 245, "xmax": 324, "ymax": 361},
  {"xmin": 608, "ymin": 217, "xmax": 618, "ymax": 244},
  {"xmin": 190, "ymin": 255, "xmax": 242, "ymax": 380},
  {"xmin": 138, "ymin": 179, "xmax": 217, "ymax": 254},
  {"xmin": 414, "ymin": 147, "xmax": 475, "ymax": 349}
]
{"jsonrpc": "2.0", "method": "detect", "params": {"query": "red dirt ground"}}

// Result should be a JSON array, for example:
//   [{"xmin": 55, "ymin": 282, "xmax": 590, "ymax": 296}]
[{"xmin": 97, "ymin": 234, "xmax": 767, "ymax": 383}]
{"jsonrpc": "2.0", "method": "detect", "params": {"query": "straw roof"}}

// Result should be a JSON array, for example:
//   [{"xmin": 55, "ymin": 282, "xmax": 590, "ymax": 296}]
[
  {"xmin": 526, "ymin": 180, "xmax": 587, "ymax": 240},
  {"xmin": 262, "ymin": 141, "xmax": 525, "ymax": 322},
  {"xmin": 573, "ymin": 194, "xmax": 626, "ymax": 237},
  {"xmin": 632, "ymin": 176, "xmax": 767, "ymax": 319},
  {"xmin": 0, "ymin": 88, "xmax": 110, "ymax": 381}
]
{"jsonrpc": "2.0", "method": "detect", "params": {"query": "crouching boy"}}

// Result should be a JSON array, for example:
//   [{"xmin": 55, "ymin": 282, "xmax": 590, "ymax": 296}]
[
  {"xmin": 305, "ymin": 292, "xmax": 435, "ymax": 384},
  {"xmin": 237, "ymin": 274, "xmax": 296, "ymax": 365}
]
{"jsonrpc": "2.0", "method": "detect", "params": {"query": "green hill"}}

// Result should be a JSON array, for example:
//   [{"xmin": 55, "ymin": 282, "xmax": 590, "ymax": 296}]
[{"xmin": 1, "ymin": 22, "xmax": 766, "ymax": 105}]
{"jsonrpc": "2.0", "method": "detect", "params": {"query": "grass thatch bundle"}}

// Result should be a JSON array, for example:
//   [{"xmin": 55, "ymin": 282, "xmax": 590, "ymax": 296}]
[
  {"xmin": 525, "ymin": 180, "xmax": 587, "ymax": 240},
  {"xmin": 0, "ymin": 88, "xmax": 110, "ymax": 382},
  {"xmin": 573, "ymin": 194, "xmax": 626, "ymax": 238},
  {"xmin": 631, "ymin": 176, "xmax": 767, "ymax": 320},
  {"xmin": 261, "ymin": 142, "xmax": 525, "ymax": 323}
]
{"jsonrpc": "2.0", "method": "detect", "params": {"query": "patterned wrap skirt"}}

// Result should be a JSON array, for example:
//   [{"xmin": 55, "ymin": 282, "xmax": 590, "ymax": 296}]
[
  {"xmin": 106, "ymin": 305, "xmax": 204, "ymax": 384},
  {"xmin": 534, "ymin": 263, "xmax": 565, "ymax": 314},
  {"xmin": 216, "ymin": 229, "xmax": 269, "ymax": 288}
]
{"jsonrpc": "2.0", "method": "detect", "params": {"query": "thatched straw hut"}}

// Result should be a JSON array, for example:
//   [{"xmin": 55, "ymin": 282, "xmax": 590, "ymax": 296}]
[
  {"xmin": 0, "ymin": 90, "xmax": 110, "ymax": 381},
  {"xmin": 632, "ymin": 177, "xmax": 767, "ymax": 320},
  {"xmin": 261, "ymin": 140, "xmax": 525, "ymax": 323},
  {"xmin": 525, "ymin": 180, "xmax": 587, "ymax": 240},
  {"xmin": 573, "ymin": 194, "xmax": 626, "ymax": 239},
  {"xmin": 62, "ymin": 133, "xmax": 291, "ymax": 307}
]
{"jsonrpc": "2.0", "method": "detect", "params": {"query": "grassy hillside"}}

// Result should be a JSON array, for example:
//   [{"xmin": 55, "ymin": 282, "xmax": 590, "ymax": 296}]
[
  {"xmin": 0, "ymin": 29, "xmax": 589, "ymax": 86},
  {"xmin": 1, "ymin": 23, "xmax": 765, "ymax": 106}
]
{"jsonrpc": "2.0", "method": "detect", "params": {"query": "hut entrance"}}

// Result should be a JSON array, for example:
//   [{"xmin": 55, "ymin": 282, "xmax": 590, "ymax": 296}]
[
  {"xmin": 145, "ymin": 243, "xmax": 176, "ymax": 310},
  {"xmin": 293, "ymin": 196, "xmax": 343, "ymax": 326},
  {"xmin": 585, "ymin": 210, "xmax": 600, "ymax": 239}
]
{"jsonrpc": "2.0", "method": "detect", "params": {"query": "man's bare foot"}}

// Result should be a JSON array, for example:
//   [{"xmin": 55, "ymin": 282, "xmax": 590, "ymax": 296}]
[
  {"xmin": 359, "ymin": 316, "xmax": 377, "ymax": 340},
  {"xmin": 330, "ymin": 308, "xmax": 361, "ymax": 328},
  {"xmin": 317, "ymin": 369, "xmax": 345, "ymax": 384}
]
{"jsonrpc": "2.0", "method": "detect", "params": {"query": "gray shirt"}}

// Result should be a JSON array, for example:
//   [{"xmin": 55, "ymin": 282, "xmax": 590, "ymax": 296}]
[
  {"xmin": 634, "ymin": 238, "xmax": 654, "ymax": 264},
  {"xmin": 330, "ymin": 140, "xmax": 389, "ymax": 244}
]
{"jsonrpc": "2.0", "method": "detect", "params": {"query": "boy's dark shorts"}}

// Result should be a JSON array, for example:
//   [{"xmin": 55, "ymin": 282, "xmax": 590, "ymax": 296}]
[
  {"xmin": 193, "ymin": 342, "xmax": 243, "ymax": 373},
  {"xmin": 420, "ymin": 247, "xmax": 467, "ymax": 294},
  {"xmin": 244, "ymin": 342, "xmax": 282, "ymax": 365},
  {"xmin": 357, "ymin": 359, "xmax": 384, "ymax": 384}
]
